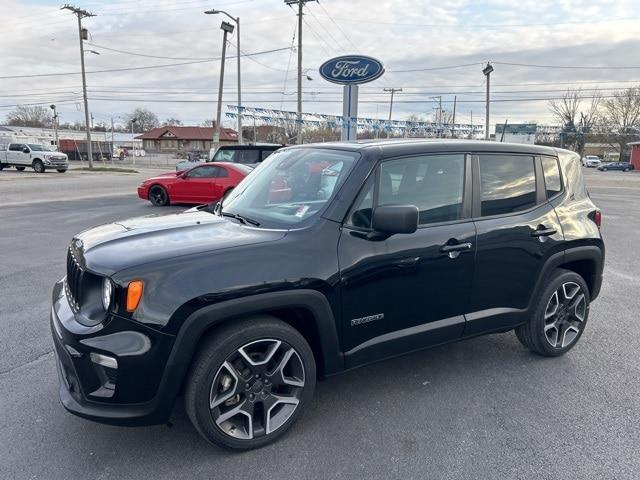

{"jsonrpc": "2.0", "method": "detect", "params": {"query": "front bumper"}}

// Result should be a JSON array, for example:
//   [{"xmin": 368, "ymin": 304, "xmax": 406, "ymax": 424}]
[
  {"xmin": 44, "ymin": 159, "xmax": 69, "ymax": 170},
  {"xmin": 137, "ymin": 186, "xmax": 149, "ymax": 200},
  {"xmin": 51, "ymin": 279, "xmax": 178, "ymax": 426}
]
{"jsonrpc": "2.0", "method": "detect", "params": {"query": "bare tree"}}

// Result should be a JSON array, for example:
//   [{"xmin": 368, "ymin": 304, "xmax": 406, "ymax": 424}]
[
  {"xmin": 549, "ymin": 90, "xmax": 581, "ymax": 131},
  {"xmin": 127, "ymin": 107, "xmax": 159, "ymax": 133},
  {"xmin": 599, "ymin": 87, "xmax": 640, "ymax": 159},
  {"xmin": 162, "ymin": 117, "xmax": 183, "ymax": 126},
  {"xmin": 5, "ymin": 105, "xmax": 52, "ymax": 127}
]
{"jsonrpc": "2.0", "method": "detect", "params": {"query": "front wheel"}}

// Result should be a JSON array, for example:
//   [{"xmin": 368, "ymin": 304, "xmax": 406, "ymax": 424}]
[
  {"xmin": 601, "ymin": 167, "xmax": 608, "ymax": 171},
  {"xmin": 32, "ymin": 159, "xmax": 44, "ymax": 173},
  {"xmin": 623, "ymin": 168, "xmax": 629, "ymax": 172},
  {"xmin": 185, "ymin": 316, "xmax": 316, "ymax": 450},
  {"xmin": 148, "ymin": 185, "xmax": 169, "ymax": 206},
  {"xmin": 57, "ymin": 169, "xmax": 67, "ymax": 173},
  {"xmin": 516, "ymin": 269, "xmax": 590, "ymax": 356}
]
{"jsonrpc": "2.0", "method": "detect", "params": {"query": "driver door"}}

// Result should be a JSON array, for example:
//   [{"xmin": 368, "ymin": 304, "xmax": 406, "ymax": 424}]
[{"xmin": 338, "ymin": 153, "xmax": 476, "ymax": 368}]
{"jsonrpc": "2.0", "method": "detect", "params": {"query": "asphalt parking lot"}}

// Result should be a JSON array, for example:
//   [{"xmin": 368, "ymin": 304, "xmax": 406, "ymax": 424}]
[{"xmin": 1, "ymin": 166, "xmax": 639, "ymax": 479}]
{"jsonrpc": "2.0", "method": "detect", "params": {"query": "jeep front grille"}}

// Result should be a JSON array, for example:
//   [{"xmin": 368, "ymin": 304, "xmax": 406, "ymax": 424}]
[{"xmin": 66, "ymin": 247, "xmax": 84, "ymax": 312}]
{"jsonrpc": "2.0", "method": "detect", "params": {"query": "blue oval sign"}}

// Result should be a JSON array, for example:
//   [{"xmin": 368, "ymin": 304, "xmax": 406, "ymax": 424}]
[{"xmin": 319, "ymin": 55, "xmax": 385, "ymax": 85}]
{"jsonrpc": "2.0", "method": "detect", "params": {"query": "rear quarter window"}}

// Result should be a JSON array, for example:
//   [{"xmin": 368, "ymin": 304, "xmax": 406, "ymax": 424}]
[{"xmin": 541, "ymin": 156, "xmax": 562, "ymax": 198}]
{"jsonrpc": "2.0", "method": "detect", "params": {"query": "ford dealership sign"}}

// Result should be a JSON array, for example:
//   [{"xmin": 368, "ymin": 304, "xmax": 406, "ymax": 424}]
[{"xmin": 319, "ymin": 55, "xmax": 385, "ymax": 85}]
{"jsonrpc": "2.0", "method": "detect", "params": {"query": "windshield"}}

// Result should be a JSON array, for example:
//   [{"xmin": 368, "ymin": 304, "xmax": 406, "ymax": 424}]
[
  {"xmin": 222, "ymin": 148, "xmax": 358, "ymax": 228},
  {"xmin": 28, "ymin": 144, "xmax": 49, "ymax": 151}
]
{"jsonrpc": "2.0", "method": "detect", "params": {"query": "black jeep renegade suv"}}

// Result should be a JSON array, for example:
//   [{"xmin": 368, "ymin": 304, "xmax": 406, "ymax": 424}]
[{"xmin": 51, "ymin": 140, "xmax": 604, "ymax": 449}]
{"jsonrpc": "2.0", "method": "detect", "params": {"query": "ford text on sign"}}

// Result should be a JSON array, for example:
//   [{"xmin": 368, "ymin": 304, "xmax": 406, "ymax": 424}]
[{"xmin": 319, "ymin": 55, "xmax": 385, "ymax": 85}]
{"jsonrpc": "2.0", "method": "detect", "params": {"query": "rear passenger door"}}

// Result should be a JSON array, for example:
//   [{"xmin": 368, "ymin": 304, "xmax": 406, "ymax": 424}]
[
  {"xmin": 466, "ymin": 153, "xmax": 564, "ymax": 335},
  {"xmin": 339, "ymin": 153, "xmax": 476, "ymax": 368}
]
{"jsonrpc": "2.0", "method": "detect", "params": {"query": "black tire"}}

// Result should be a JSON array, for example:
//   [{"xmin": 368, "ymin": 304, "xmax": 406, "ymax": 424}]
[
  {"xmin": 0, "ymin": 163, "xmax": 4, "ymax": 171},
  {"xmin": 57, "ymin": 169, "xmax": 67, "ymax": 173},
  {"xmin": 623, "ymin": 168, "xmax": 629, "ymax": 172},
  {"xmin": 32, "ymin": 159, "xmax": 44, "ymax": 173},
  {"xmin": 516, "ymin": 268, "xmax": 590, "ymax": 356},
  {"xmin": 185, "ymin": 316, "xmax": 316, "ymax": 450},
  {"xmin": 602, "ymin": 167, "xmax": 608, "ymax": 172},
  {"xmin": 148, "ymin": 185, "xmax": 169, "ymax": 206},
  {"xmin": 15, "ymin": 166, "xmax": 26, "ymax": 171}
]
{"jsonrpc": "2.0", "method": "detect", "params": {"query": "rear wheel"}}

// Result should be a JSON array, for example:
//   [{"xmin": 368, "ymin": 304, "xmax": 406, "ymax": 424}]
[
  {"xmin": 185, "ymin": 316, "xmax": 316, "ymax": 450},
  {"xmin": 516, "ymin": 269, "xmax": 590, "ymax": 356},
  {"xmin": 0, "ymin": 163, "xmax": 4, "ymax": 171},
  {"xmin": 149, "ymin": 185, "xmax": 169, "ymax": 206},
  {"xmin": 16, "ymin": 166, "xmax": 26, "ymax": 171},
  {"xmin": 623, "ymin": 167, "xmax": 629, "ymax": 172},
  {"xmin": 32, "ymin": 159, "xmax": 44, "ymax": 173}
]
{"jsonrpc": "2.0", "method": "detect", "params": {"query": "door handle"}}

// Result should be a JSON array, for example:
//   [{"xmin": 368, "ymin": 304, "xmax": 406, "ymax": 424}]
[
  {"xmin": 440, "ymin": 242, "xmax": 473, "ymax": 253},
  {"xmin": 531, "ymin": 227, "xmax": 557, "ymax": 237}
]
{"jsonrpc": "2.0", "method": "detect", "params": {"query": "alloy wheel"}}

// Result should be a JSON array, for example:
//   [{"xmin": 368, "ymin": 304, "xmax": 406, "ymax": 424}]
[
  {"xmin": 150, "ymin": 187, "xmax": 167, "ymax": 206},
  {"xmin": 543, "ymin": 282, "xmax": 587, "ymax": 348},
  {"xmin": 209, "ymin": 339, "xmax": 305, "ymax": 440}
]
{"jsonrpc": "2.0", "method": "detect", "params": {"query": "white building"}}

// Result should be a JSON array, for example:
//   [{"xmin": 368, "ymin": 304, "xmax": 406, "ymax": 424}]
[{"xmin": 494, "ymin": 124, "xmax": 537, "ymax": 144}]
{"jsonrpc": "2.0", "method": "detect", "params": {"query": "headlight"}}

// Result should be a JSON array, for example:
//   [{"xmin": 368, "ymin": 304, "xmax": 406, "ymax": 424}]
[{"xmin": 102, "ymin": 277, "xmax": 113, "ymax": 311}]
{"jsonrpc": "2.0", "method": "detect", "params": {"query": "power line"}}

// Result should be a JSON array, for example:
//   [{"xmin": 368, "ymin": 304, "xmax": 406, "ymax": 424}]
[
  {"xmin": 493, "ymin": 61, "xmax": 640, "ymax": 70},
  {"xmin": 0, "ymin": 47, "xmax": 293, "ymax": 80}
]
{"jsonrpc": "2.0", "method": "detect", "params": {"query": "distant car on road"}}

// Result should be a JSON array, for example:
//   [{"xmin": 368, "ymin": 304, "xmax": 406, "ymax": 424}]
[
  {"xmin": 0, "ymin": 142, "xmax": 68, "ymax": 173},
  {"xmin": 597, "ymin": 162, "xmax": 634, "ymax": 172},
  {"xmin": 581, "ymin": 155, "xmax": 602, "ymax": 168},
  {"xmin": 138, "ymin": 162, "xmax": 252, "ymax": 206}
]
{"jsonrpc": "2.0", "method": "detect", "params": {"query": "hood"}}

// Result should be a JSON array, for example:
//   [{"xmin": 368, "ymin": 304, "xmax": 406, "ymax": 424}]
[
  {"xmin": 143, "ymin": 171, "xmax": 180, "ymax": 181},
  {"xmin": 74, "ymin": 209, "xmax": 286, "ymax": 275}
]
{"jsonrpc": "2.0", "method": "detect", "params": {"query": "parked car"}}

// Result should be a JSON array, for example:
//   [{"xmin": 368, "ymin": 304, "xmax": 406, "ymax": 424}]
[
  {"xmin": 175, "ymin": 144, "xmax": 283, "ymax": 172},
  {"xmin": 51, "ymin": 141, "xmax": 603, "ymax": 450},
  {"xmin": 137, "ymin": 162, "xmax": 252, "ymax": 206},
  {"xmin": 0, "ymin": 142, "xmax": 68, "ymax": 173},
  {"xmin": 581, "ymin": 155, "xmax": 601, "ymax": 167},
  {"xmin": 597, "ymin": 162, "xmax": 633, "ymax": 172}
]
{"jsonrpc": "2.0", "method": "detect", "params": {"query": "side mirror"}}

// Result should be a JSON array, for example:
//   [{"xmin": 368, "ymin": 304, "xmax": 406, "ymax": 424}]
[
  {"xmin": 371, "ymin": 205, "xmax": 419, "ymax": 235},
  {"xmin": 22, "ymin": 147, "xmax": 30, "ymax": 154}
]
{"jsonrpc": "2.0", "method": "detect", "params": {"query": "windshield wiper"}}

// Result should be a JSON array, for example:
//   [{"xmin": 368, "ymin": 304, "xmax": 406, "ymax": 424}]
[{"xmin": 221, "ymin": 211, "xmax": 260, "ymax": 227}]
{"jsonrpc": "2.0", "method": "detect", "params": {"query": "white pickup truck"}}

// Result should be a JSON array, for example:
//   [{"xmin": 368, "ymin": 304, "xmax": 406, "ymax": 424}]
[{"xmin": 0, "ymin": 142, "xmax": 68, "ymax": 173}]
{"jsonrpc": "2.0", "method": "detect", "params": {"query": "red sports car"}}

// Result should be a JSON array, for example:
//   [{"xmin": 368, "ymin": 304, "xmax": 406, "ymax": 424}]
[{"xmin": 137, "ymin": 162, "xmax": 252, "ymax": 206}]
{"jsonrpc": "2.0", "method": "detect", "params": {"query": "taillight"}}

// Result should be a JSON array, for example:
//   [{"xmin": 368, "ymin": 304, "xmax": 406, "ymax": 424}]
[{"xmin": 591, "ymin": 210, "xmax": 602, "ymax": 228}]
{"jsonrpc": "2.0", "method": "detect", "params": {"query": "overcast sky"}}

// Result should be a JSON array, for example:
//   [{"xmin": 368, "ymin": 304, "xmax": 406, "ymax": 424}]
[{"xmin": 2, "ymin": 0, "xmax": 639, "ymax": 131}]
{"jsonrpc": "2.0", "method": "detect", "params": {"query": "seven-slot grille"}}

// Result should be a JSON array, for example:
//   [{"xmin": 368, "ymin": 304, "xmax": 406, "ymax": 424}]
[{"xmin": 66, "ymin": 247, "xmax": 84, "ymax": 312}]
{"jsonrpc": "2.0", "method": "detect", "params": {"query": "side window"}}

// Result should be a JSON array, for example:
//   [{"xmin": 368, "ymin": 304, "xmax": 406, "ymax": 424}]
[
  {"xmin": 479, "ymin": 155, "xmax": 536, "ymax": 216},
  {"xmin": 541, "ymin": 156, "xmax": 562, "ymax": 198},
  {"xmin": 347, "ymin": 175, "xmax": 374, "ymax": 229},
  {"xmin": 379, "ymin": 154, "xmax": 465, "ymax": 225},
  {"xmin": 261, "ymin": 149, "xmax": 275, "ymax": 161},
  {"xmin": 187, "ymin": 166, "xmax": 213, "ymax": 178},
  {"xmin": 236, "ymin": 149, "xmax": 260, "ymax": 164},
  {"xmin": 214, "ymin": 166, "xmax": 229, "ymax": 178},
  {"xmin": 9, "ymin": 144, "xmax": 18, "ymax": 151}
]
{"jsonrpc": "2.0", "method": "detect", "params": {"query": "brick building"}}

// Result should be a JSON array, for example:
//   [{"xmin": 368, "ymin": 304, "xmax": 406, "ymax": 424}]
[{"xmin": 136, "ymin": 126, "xmax": 238, "ymax": 153}]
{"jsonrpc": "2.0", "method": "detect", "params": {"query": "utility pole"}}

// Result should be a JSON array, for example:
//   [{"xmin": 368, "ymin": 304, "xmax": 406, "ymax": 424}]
[
  {"xmin": 285, "ymin": 1, "xmax": 315, "ymax": 144},
  {"xmin": 110, "ymin": 117, "xmax": 114, "ymax": 163},
  {"xmin": 384, "ymin": 88, "xmax": 402, "ymax": 138},
  {"xmin": 482, "ymin": 62, "xmax": 494, "ymax": 141},
  {"xmin": 62, "ymin": 4, "xmax": 96, "ymax": 168},
  {"xmin": 470, "ymin": 110, "xmax": 473, "ymax": 139},
  {"xmin": 49, "ymin": 104, "xmax": 59, "ymax": 148},
  {"xmin": 451, "ymin": 96, "xmax": 457, "ymax": 138}
]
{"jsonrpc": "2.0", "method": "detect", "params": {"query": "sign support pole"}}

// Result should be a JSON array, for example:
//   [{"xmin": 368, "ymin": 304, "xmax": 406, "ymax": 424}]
[{"xmin": 341, "ymin": 84, "xmax": 358, "ymax": 141}]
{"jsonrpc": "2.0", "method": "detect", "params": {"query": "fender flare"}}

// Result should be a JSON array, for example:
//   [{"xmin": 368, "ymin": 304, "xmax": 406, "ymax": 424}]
[
  {"xmin": 530, "ymin": 245, "xmax": 603, "ymax": 307},
  {"xmin": 153, "ymin": 290, "xmax": 343, "ymax": 417}
]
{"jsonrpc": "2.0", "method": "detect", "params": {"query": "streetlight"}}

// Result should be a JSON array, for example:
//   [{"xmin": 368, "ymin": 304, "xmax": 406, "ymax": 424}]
[
  {"xmin": 205, "ymin": 8, "xmax": 242, "ymax": 145},
  {"xmin": 50, "ymin": 104, "xmax": 59, "ymax": 149},
  {"xmin": 207, "ymin": 19, "xmax": 234, "ymax": 153},
  {"xmin": 483, "ymin": 62, "xmax": 494, "ymax": 140},
  {"xmin": 131, "ymin": 118, "xmax": 137, "ymax": 164}
]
